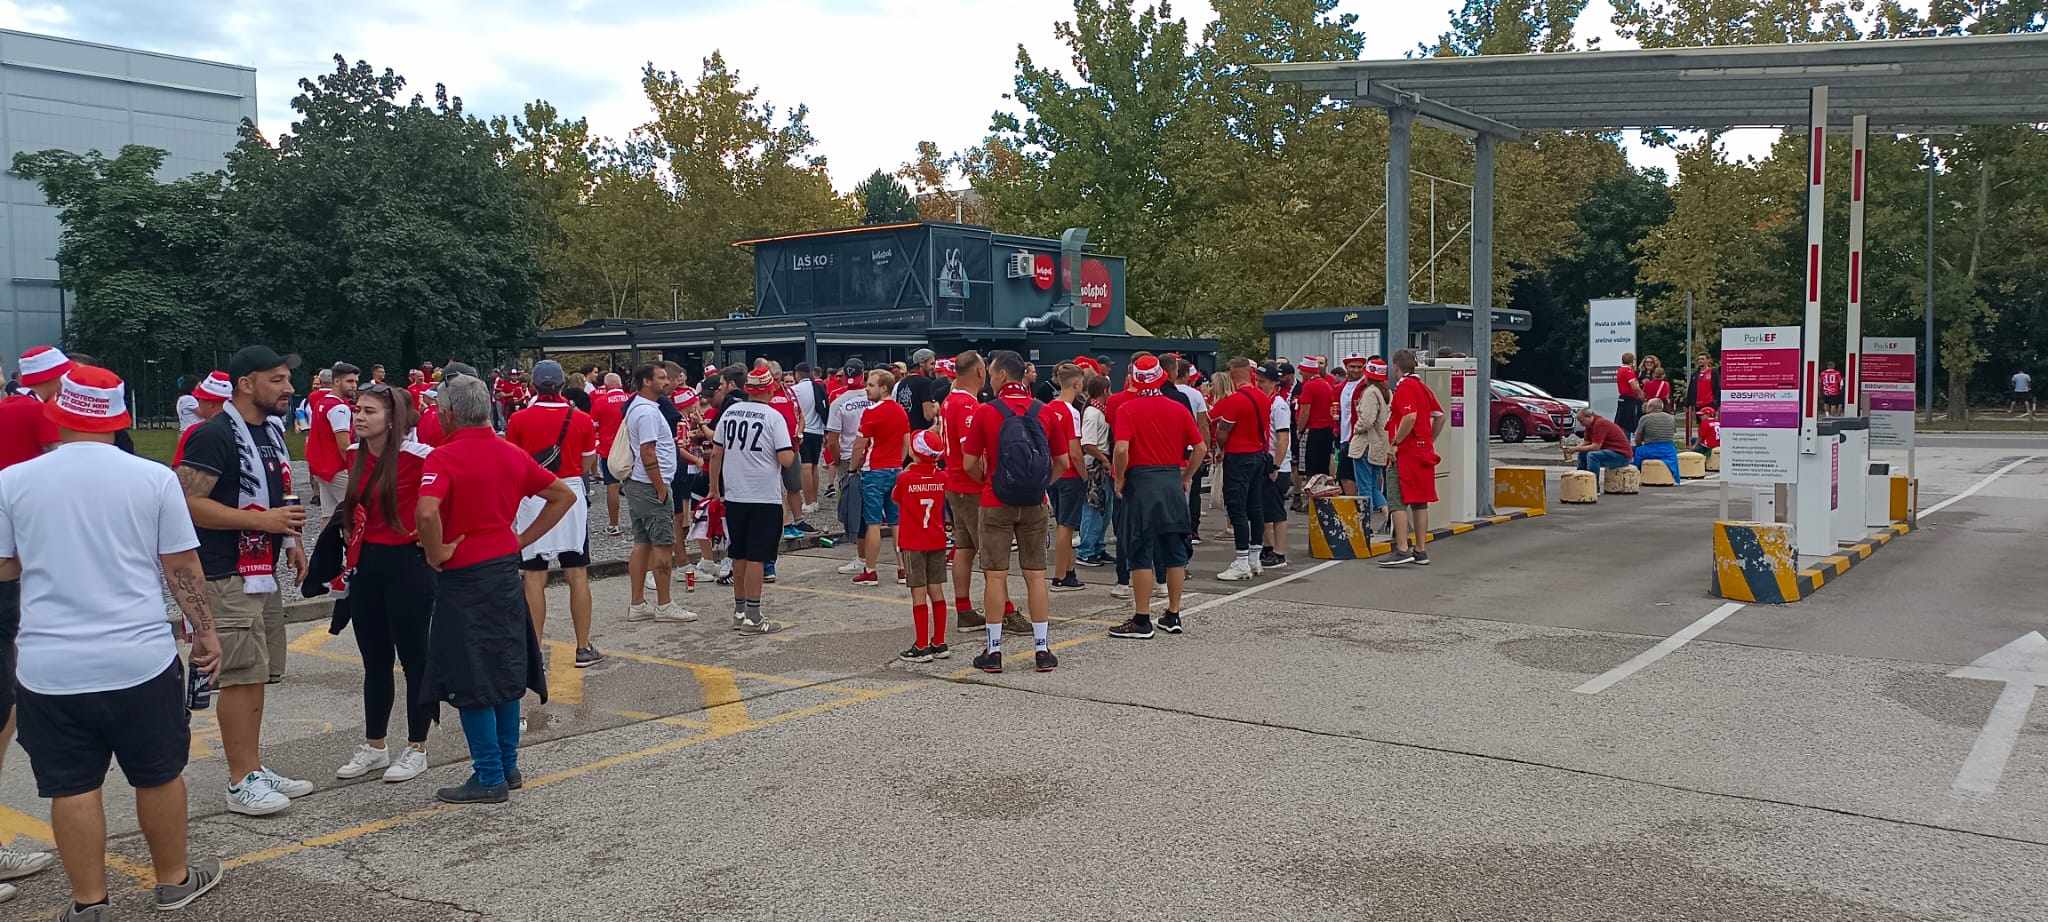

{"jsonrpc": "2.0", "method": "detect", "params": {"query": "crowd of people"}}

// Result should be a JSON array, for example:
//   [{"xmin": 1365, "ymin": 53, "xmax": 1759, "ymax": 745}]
[
  {"xmin": 0, "ymin": 339, "xmax": 1468, "ymax": 917},
  {"xmin": 1572, "ymin": 350, "xmax": 1723, "ymax": 480}
]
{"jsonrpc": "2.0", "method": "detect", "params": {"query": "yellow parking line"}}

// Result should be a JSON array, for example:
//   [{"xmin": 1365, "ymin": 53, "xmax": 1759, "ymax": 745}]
[
  {"xmin": 287, "ymin": 628, "xmax": 362, "ymax": 666},
  {"xmin": 606, "ymin": 708, "xmax": 711, "ymax": 730},
  {"xmin": 3, "ymin": 804, "xmax": 154, "ymax": 885},
  {"xmin": 600, "ymin": 648, "xmax": 813, "ymax": 688},
  {"xmin": 545, "ymin": 641, "xmax": 584, "ymax": 705}
]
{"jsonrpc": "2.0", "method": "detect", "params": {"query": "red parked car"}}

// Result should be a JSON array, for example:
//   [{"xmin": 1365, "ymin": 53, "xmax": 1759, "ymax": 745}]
[{"xmin": 1490, "ymin": 381, "xmax": 1574, "ymax": 443}]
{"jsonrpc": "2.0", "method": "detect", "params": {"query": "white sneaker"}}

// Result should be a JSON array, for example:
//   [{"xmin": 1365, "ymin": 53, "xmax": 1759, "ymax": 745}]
[
  {"xmin": 717, "ymin": 558, "xmax": 733, "ymax": 580},
  {"xmin": 654, "ymin": 603, "xmax": 699, "ymax": 623},
  {"xmin": 0, "ymin": 845, "xmax": 55, "ymax": 881},
  {"xmin": 697, "ymin": 560, "xmax": 719, "ymax": 580},
  {"xmin": 836, "ymin": 559, "xmax": 866, "ymax": 575},
  {"xmin": 383, "ymin": 746, "xmax": 428, "ymax": 783},
  {"xmin": 257, "ymin": 765, "xmax": 314, "ymax": 798},
  {"xmin": 0, "ymin": 882, "xmax": 14, "ymax": 903},
  {"xmin": 628, "ymin": 600, "xmax": 656, "ymax": 622},
  {"xmin": 335, "ymin": 744, "xmax": 390, "ymax": 779},
  {"xmin": 1110, "ymin": 584, "xmax": 1133, "ymax": 600},
  {"xmin": 802, "ymin": 502, "xmax": 819, "ymax": 516},
  {"xmin": 1248, "ymin": 552, "xmax": 1264, "ymax": 576},
  {"xmin": 1152, "ymin": 585, "xmax": 1169, "ymax": 600},
  {"xmin": 226, "ymin": 773, "xmax": 291, "ymax": 816},
  {"xmin": 1217, "ymin": 561, "xmax": 1254, "ymax": 581}
]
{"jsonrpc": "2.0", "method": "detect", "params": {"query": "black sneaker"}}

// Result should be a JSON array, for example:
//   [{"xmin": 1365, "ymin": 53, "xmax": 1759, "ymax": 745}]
[
  {"xmin": 1158, "ymin": 612, "xmax": 1184, "ymax": 634},
  {"xmin": 1261, "ymin": 552, "xmax": 1289, "ymax": 569},
  {"xmin": 1108, "ymin": 616, "xmax": 1154, "ymax": 639},
  {"xmin": 973, "ymin": 649, "xmax": 1003, "ymax": 674},
  {"xmin": 1075, "ymin": 555, "xmax": 1108, "ymax": 568},
  {"xmin": 928, "ymin": 642, "xmax": 952, "ymax": 659},
  {"xmin": 956, "ymin": 608, "xmax": 986, "ymax": 629},
  {"xmin": 1412, "ymin": 550, "xmax": 1430, "ymax": 566},
  {"xmin": 435, "ymin": 777, "xmax": 509, "ymax": 804},
  {"xmin": 794, "ymin": 520, "xmax": 819, "ymax": 534},
  {"xmin": 1378, "ymin": 550, "xmax": 1417, "ymax": 567},
  {"xmin": 899, "ymin": 646, "xmax": 933, "ymax": 663},
  {"xmin": 506, "ymin": 769, "xmax": 523, "ymax": 791},
  {"xmin": 1050, "ymin": 573, "xmax": 1085, "ymax": 592},
  {"xmin": 1034, "ymin": 649, "xmax": 1059, "ymax": 672},
  {"xmin": 574, "ymin": 646, "xmax": 604, "ymax": 668},
  {"xmin": 1002, "ymin": 611, "xmax": 1033, "ymax": 635}
]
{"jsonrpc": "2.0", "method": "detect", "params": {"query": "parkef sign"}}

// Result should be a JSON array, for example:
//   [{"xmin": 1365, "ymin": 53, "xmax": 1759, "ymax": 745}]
[
  {"xmin": 1078, "ymin": 258, "xmax": 1111, "ymax": 328},
  {"xmin": 1033, "ymin": 253, "xmax": 1054, "ymax": 290}
]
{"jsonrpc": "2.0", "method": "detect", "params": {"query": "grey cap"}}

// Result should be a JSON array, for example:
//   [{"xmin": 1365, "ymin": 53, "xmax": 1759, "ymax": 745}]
[
  {"xmin": 442, "ymin": 362, "xmax": 480, "ymax": 380},
  {"xmin": 532, "ymin": 360, "xmax": 565, "ymax": 388},
  {"xmin": 911, "ymin": 348, "xmax": 936, "ymax": 366}
]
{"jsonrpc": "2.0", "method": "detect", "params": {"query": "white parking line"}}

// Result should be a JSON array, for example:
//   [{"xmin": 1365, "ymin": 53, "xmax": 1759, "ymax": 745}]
[
  {"xmin": 1573, "ymin": 602, "xmax": 1746, "ymax": 695},
  {"xmin": 1182, "ymin": 559, "xmax": 1343, "ymax": 616},
  {"xmin": 1919, "ymin": 455, "xmax": 2040, "ymax": 520}
]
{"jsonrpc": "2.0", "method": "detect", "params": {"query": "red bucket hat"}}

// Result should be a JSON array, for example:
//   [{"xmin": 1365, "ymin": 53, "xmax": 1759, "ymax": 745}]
[
  {"xmin": 46, "ymin": 365, "xmax": 131, "ymax": 433},
  {"xmin": 18, "ymin": 345, "xmax": 71, "ymax": 386},
  {"xmin": 192, "ymin": 370, "xmax": 233, "ymax": 402}
]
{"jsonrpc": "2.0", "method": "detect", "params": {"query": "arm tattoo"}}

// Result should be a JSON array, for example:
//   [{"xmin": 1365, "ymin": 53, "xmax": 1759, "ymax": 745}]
[
  {"xmin": 169, "ymin": 564, "xmax": 213, "ymax": 633},
  {"xmin": 177, "ymin": 464, "xmax": 219, "ymax": 498}
]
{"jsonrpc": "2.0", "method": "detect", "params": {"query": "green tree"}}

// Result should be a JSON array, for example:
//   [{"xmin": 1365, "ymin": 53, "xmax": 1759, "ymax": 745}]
[
  {"xmin": 10, "ymin": 146, "xmax": 228, "ymax": 370},
  {"xmin": 1428, "ymin": 0, "xmax": 1592, "ymax": 55},
  {"xmin": 495, "ymin": 100, "xmax": 599, "ymax": 328},
  {"xmin": 216, "ymin": 56, "xmax": 542, "ymax": 369},
  {"xmin": 637, "ymin": 52, "xmax": 850, "ymax": 319},
  {"xmin": 854, "ymin": 169, "xmax": 917, "ymax": 223}
]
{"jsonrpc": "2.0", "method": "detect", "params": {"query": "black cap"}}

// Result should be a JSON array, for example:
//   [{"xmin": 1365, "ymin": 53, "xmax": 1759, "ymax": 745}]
[
  {"xmin": 443, "ymin": 362, "xmax": 480, "ymax": 380},
  {"xmin": 1274, "ymin": 360, "xmax": 1296, "ymax": 377},
  {"xmin": 228, "ymin": 345, "xmax": 299, "ymax": 380},
  {"xmin": 1257, "ymin": 363, "xmax": 1285, "ymax": 382},
  {"xmin": 844, "ymin": 357, "xmax": 866, "ymax": 375}
]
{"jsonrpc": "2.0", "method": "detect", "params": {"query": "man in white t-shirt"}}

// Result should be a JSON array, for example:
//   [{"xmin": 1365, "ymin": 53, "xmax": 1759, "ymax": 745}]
[
  {"xmin": 823, "ymin": 362, "xmax": 872, "ymax": 545},
  {"xmin": 2011, "ymin": 369, "xmax": 2034, "ymax": 417},
  {"xmin": 1173, "ymin": 360, "xmax": 1212, "ymax": 541},
  {"xmin": 623, "ymin": 363, "xmax": 687, "ymax": 624},
  {"xmin": 711, "ymin": 367, "xmax": 797, "ymax": 634},
  {"xmin": 1260, "ymin": 363, "xmax": 1293, "ymax": 570},
  {"xmin": 0, "ymin": 366, "xmax": 225, "ymax": 914},
  {"xmin": 794, "ymin": 362, "xmax": 829, "ymax": 514},
  {"xmin": 1335, "ymin": 353, "xmax": 1367, "ymax": 494}
]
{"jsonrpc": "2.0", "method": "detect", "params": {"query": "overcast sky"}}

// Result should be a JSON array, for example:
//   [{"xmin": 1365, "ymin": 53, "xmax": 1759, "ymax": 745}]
[{"xmin": 3, "ymin": 0, "xmax": 1796, "ymax": 188}]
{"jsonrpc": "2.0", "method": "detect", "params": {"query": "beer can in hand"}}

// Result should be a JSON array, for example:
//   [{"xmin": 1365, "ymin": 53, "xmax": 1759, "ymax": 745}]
[{"xmin": 187, "ymin": 659, "xmax": 212, "ymax": 710}]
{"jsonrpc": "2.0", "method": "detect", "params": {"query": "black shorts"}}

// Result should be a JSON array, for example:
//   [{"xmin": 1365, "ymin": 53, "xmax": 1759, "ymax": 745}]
[
  {"xmin": 800, "ymin": 432, "xmax": 824, "ymax": 464},
  {"xmin": 1304, "ymin": 428, "xmax": 1335, "ymax": 476},
  {"xmin": 1822, "ymin": 393, "xmax": 1844, "ymax": 409},
  {"xmin": 0, "ymin": 578, "xmax": 18, "ymax": 718},
  {"xmin": 1263, "ymin": 471, "xmax": 1289, "ymax": 523},
  {"xmin": 724, "ymin": 501, "xmax": 784, "ymax": 563},
  {"xmin": 518, "ymin": 541, "xmax": 591, "ymax": 571},
  {"xmin": 16, "ymin": 659, "xmax": 188, "ymax": 798},
  {"xmin": 1051, "ymin": 478, "xmax": 1085, "ymax": 529}
]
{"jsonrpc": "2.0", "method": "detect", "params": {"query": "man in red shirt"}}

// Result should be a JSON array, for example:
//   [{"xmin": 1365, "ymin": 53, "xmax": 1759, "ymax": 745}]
[
  {"xmin": 1209, "ymin": 357, "xmax": 1272, "ymax": 581},
  {"xmin": 590, "ymin": 371, "xmax": 631, "ymax": 536},
  {"xmin": 1105, "ymin": 355, "xmax": 1206, "ymax": 640},
  {"xmin": 961, "ymin": 349, "xmax": 1061, "ymax": 674},
  {"xmin": 1820, "ymin": 360, "xmax": 1844, "ymax": 417},
  {"xmin": 0, "ymin": 346, "xmax": 68, "ymax": 469},
  {"xmin": 1044, "ymin": 363, "xmax": 1086, "ymax": 593},
  {"xmin": 890, "ymin": 430, "xmax": 952, "ymax": 662},
  {"xmin": 851, "ymin": 370, "xmax": 909, "ymax": 586},
  {"xmin": 937, "ymin": 351, "xmax": 1013, "ymax": 631},
  {"xmin": 416, "ymin": 373, "xmax": 575, "ymax": 805},
  {"xmin": 1614, "ymin": 351, "xmax": 1644, "ymax": 434},
  {"xmin": 306, "ymin": 362, "xmax": 360, "ymax": 522},
  {"xmin": 494, "ymin": 369, "xmax": 528, "ymax": 422},
  {"xmin": 172, "ymin": 371, "xmax": 233, "ymax": 466},
  {"xmin": 505, "ymin": 361, "xmax": 602, "ymax": 668},
  {"xmin": 1381, "ymin": 349, "xmax": 1446, "ymax": 567},
  {"xmin": 1295, "ymin": 355, "xmax": 1337, "ymax": 478},
  {"xmin": 406, "ymin": 368, "xmax": 431, "ymax": 409}
]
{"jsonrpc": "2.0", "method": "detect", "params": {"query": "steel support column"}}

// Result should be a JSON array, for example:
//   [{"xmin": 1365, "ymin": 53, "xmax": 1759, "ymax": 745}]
[
  {"xmin": 1471, "ymin": 132, "xmax": 1496, "ymax": 515},
  {"xmin": 1386, "ymin": 106, "xmax": 1414, "ymax": 355},
  {"xmin": 1844, "ymin": 114, "xmax": 1867, "ymax": 416}
]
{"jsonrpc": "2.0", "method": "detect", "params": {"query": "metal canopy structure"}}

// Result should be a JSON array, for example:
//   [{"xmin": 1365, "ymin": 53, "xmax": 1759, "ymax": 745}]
[{"xmin": 1256, "ymin": 33, "xmax": 2048, "ymax": 520}]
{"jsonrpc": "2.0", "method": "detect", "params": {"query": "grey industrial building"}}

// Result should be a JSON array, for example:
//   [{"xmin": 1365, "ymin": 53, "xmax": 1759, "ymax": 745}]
[{"xmin": 1, "ymin": 29, "xmax": 255, "ymax": 367}]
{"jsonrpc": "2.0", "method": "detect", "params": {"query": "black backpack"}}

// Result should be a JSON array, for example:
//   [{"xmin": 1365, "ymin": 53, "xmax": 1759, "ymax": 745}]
[{"xmin": 989, "ymin": 398, "xmax": 1052, "ymax": 506}]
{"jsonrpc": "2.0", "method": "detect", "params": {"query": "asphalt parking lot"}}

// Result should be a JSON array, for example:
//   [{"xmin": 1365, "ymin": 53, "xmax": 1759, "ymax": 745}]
[{"xmin": 5, "ymin": 440, "xmax": 2046, "ymax": 920}]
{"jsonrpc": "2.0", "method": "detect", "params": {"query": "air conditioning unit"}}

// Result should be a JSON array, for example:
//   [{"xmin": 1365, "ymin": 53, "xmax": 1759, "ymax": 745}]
[{"xmin": 1006, "ymin": 250, "xmax": 1034, "ymax": 279}]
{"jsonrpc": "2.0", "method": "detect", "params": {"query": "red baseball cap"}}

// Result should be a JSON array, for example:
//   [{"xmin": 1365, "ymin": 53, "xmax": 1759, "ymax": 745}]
[{"xmin": 45, "ymin": 365, "xmax": 131, "ymax": 433}]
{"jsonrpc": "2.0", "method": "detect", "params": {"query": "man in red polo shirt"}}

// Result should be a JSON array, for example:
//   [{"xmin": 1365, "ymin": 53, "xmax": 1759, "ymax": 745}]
[
  {"xmin": 961, "ymin": 349, "xmax": 1061, "ymax": 674},
  {"xmin": 1295, "ymin": 355, "xmax": 1336, "ymax": 478},
  {"xmin": 590, "ymin": 372, "xmax": 631, "ymax": 536},
  {"xmin": 1209, "ymin": 357, "xmax": 1271, "ymax": 581},
  {"xmin": 938, "ymin": 351, "xmax": 996, "ymax": 628},
  {"xmin": 416, "ymin": 374, "xmax": 575, "ymax": 805},
  {"xmin": 505, "ymin": 361, "xmax": 601, "ymax": 668},
  {"xmin": 1044, "ymin": 363, "xmax": 1086, "ymax": 593},
  {"xmin": 851, "ymin": 370, "xmax": 910, "ymax": 586},
  {"xmin": 0, "ymin": 346, "xmax": 67, "ymax": 470},
  {"xmin": 1105, "ymin": 355, "xmax": 1206, "ymax": 641},
  {"xmin": 1380, "ymin": 349, "xmax": 1446, "ymax": 567}
]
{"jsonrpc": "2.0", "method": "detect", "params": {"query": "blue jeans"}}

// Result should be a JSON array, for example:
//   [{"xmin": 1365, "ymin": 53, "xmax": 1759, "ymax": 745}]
[
  {"xmin": 1079, "ymin": 487, "xmax": 1111, "ymax": 560},
  {"xmin": 1352, "ymin": 458, "xmax": 1388, "ymax": 511},
  {"xmin": 458, "ymin": 699, "xmax": 522, "ymax": 787},
  {"xmin": 1634, "ymin": 442, "xmax": 1681, "ymax": 481},
  {"xmin": 1578, "ymin": 449, "xmax": 1632, "ymax": 477}
]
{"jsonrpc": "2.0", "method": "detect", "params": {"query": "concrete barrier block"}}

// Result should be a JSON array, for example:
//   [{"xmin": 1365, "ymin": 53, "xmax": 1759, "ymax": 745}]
[
  {"xmin": 1602, "ymin": 465, "xmax": 1641, "ymax": 494},
  {"xmin": 1712, "ymin": 520, "xmax": 1800, "ymax": 603},
  {"xmin": 1493, "ymin": 466, "xmax": 1547, "ymax": 514},
  {"xmin": 1640, "ymin": 459, "xmax": 1678, "ymax": 486},
  {"xmin": 1560, "ymin": 470, "xmax": 1599, "ymax": 504},
  {"xmin": 1677, "ymin": 451, "xmax": 1707, "ymax": 479},
  {"xmin": 1308, "ymin": 496, "xmax": 1374, "ymax": 560},
  {"xmin": 1706, "ymin": 446, "xmax": 1722, "ymax": 472}
]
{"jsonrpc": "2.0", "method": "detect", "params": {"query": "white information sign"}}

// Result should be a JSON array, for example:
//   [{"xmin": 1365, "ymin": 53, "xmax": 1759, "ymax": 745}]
[
  {"xmin": 1586, "ymin": 297, "xmax": 1638, "ymax": 419},
  {"xmin": 1720, "ymin": 326, "xmax": 1803, "ymax": 485}
]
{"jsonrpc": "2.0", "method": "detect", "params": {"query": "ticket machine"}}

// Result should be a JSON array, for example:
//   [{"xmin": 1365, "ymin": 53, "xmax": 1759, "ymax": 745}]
[{"xmin": 1420, "ymin": 358, "xmax": 1479, "ymax": 524}]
